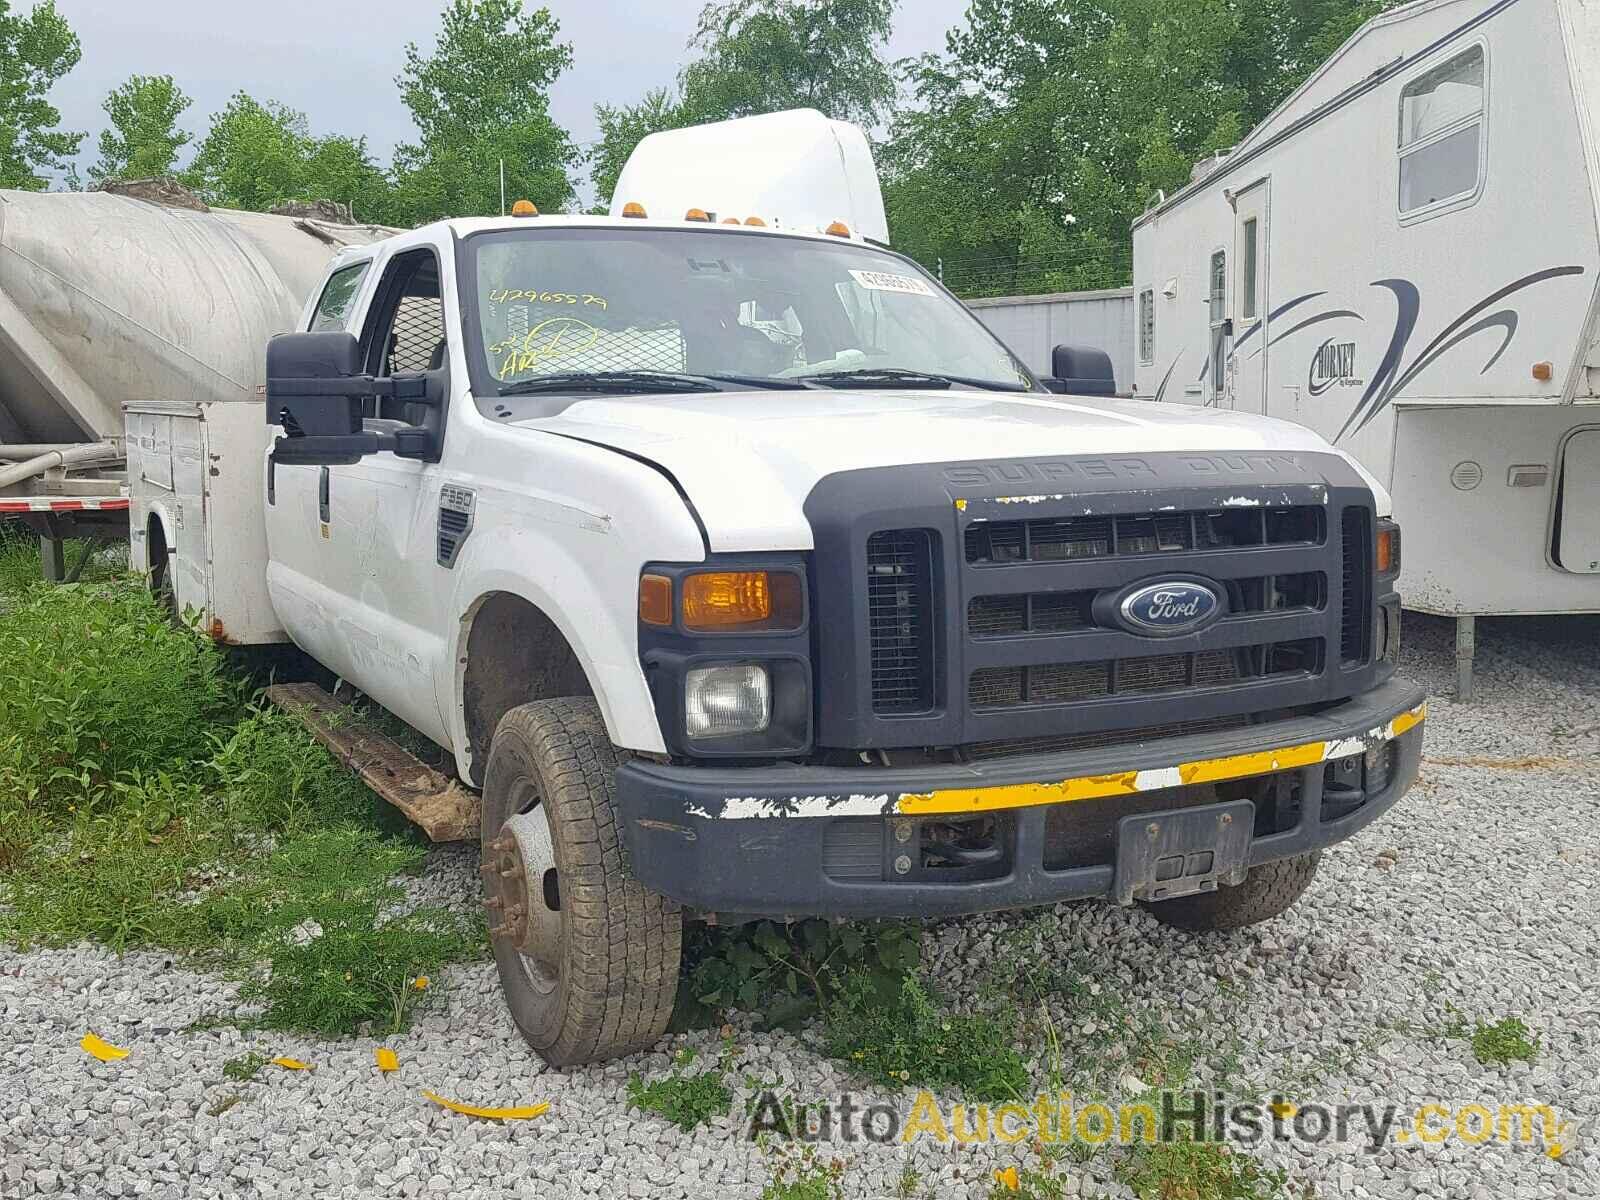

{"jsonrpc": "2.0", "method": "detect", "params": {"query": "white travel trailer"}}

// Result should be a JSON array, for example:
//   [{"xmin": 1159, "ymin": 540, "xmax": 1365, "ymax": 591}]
[{"xmin": 1131, "ymin": 0, "xmax": 1600, "ymax": 696}]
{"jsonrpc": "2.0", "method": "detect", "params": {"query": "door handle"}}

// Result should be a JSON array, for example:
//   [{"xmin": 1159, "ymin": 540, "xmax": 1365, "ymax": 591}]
[{"xmin": 318, "ymin": 466, "xmax": 330, "ymax": 524}]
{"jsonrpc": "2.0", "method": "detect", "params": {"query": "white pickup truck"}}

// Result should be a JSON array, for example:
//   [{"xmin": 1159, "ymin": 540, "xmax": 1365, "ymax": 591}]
[{"xmin": 127, "ymin": 112, "xmax": 1425, "ymax": 1066}]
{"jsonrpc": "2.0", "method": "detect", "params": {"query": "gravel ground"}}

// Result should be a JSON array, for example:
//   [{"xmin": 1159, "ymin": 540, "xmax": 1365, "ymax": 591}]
[{"xmin": 3, "ymin": 613, "xmax": 1598, "ymax": 1200}]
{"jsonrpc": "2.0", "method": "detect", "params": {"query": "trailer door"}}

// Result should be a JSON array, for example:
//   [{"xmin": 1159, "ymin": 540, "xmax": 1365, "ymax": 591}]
[{"xmin": 1232, "ymin": 180, "xmax": 1269, "ymax": 413}]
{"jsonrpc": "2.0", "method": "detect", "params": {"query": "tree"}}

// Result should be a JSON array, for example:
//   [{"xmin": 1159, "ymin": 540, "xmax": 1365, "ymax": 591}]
[
  {"xmin": 181, "ymin": 92, "xmax": 396, "ymax": 219},
  {"xmin": 883, "ymin": 0, "xmax": 1400, "ymax": 297},
  {"xmin": 679, "ymin": 0, "xmax": 896, "ymax": 126},
  {"xmin": 590, "ymin": 88, "xmax": 700, "ymax": 211},
  {"xmin": 391, "ymin": 0, "xmax": 578, "ymax": 222},
  {"xmin": 183, "ymin": 93, "xmax": 311, "ymax": 210},
  {"xmin": 0, "ymin": 0, "xmax": 83, "ymax": 190},
  {"xmin": 588, "ymin": 0, "xmax": 898, "ymax": 207},
  {"xmin": 90, "ymin": 74, "xmax": 193, "ymax": 183}
]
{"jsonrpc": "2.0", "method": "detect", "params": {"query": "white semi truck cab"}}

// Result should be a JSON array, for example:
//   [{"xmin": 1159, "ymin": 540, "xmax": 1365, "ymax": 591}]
[{"xmin": 128, "ymin": 112, "xmax": 1426, "ymax": 1066}]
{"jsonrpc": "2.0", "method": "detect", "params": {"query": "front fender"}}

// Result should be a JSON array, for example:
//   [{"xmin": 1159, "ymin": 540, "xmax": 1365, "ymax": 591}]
[{"xmin": 441, "ymin": 483, "xmax": 704, "ymax": 781}]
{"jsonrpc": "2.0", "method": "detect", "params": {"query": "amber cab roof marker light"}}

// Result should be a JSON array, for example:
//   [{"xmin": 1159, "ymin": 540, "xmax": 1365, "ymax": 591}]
[
  {"xmin": 825, "ymin": 220, "xmax": 850, "ymax": 237},
  {"xmin": 744, "ymin": 216, "xmax": 766, "ymax": 227},
  {"xmin": 684, "ymin": 208, "xmax": 711, "ymax": 222},
  {"xmin": 510, "ymin": 199, "xmax": 538, "ymax": 217},
  {"xmin": 621, "ymin": 201, "xmax": 647, "ymax": 219}
]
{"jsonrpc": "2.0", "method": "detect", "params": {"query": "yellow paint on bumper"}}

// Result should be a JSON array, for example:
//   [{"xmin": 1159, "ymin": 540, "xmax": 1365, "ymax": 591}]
[{"xmin": 897, "ymin": 703, "xmax": 1426, "ymax": 816}]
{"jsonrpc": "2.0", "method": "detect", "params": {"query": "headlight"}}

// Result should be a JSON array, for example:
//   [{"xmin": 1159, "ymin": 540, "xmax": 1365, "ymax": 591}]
[{"xmin": 685, "ymin": 664, "xmax": 771, "ymax": 739}]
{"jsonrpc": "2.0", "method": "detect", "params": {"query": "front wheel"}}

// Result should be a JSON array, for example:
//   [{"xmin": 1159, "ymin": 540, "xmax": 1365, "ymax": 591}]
[
  {"xmin": 480, "ymin": 697, "xmax": 681, "ymax": 1066},
  {"xmin": 1141, "ymin": 851, "xmax": 1321, "ymax": 932}
]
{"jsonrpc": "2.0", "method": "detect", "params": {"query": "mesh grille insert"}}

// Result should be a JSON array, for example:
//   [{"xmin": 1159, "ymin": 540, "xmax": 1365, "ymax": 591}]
[
  {"xmin": 969, "ymin": 642, "xmax": 1320, "ymax": 710},
  {"xmin": 867, "ymin": 530, "xmax": 935, "ymax": 713},
  {"xmin": 966, "ymin": 506, "xmax": 1324, "ymax": 565},
  {"xmin": 1340, "ymin": 507, "xmax": 1372, "ymax": 663}
]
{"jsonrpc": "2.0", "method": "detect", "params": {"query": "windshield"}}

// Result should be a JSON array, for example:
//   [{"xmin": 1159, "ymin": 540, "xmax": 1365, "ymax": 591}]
[{"xmin": 459, "ymin": 227, "xmax": 1034, "ymax": 397}]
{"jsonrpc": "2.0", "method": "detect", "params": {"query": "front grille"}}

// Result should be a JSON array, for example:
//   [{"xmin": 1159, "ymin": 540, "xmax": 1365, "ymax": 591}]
[
  {"xmin": 964, "ymin": 714, "xmax": 1251, "ymax": 761},
  {"xmin": 867, "ymin": 530, "xmax": 936, "ymax": 713},
  {"xmin": 966, "ymin": 506, "xmax": 1324, "ymax": 565},
  {"xmin": 969, "ymin": 641, "xmax": 1322, "ymax": 710},
  {"xmin": 1340, "ymin": 508, "xmax": 1371, "ymax": 663},
  {"xmin": 968, "ymin": 591, "xmax": 1095, "ymax": 636},
  {"xmin": 968, "ymin": 572, "xmax": 1326, "ymax": 638}
]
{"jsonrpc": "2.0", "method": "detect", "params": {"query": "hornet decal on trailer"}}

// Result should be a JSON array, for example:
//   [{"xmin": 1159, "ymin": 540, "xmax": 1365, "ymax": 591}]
[
  {"xmin": 1149, "ymin": 267, "xmax": 1585, "ymax": 434},
  {"xmin": 1335, "ymin": 265, "xmax": 1584, "ymax": 441}
]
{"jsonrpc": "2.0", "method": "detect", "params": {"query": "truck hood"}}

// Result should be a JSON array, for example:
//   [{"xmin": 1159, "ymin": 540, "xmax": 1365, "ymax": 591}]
[{"xmin": 512, "ymin": 389, "xmax": 1390, "ymax": 551}]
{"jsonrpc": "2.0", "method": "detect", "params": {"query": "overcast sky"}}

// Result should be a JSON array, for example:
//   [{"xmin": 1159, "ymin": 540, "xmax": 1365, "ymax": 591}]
[{"xmin": 45, "ymin": 0, "xmax": 971, "ymax": 200}]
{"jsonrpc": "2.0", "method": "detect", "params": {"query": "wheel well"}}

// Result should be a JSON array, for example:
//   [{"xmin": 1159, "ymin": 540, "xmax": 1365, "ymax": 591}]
[
  {"xmin": 461, "ymin": 592, "xmax": 593, "ymax": 786},
  {"xmin": 146, "ymin": 514, "xmax": 170, "ymax": 583}
]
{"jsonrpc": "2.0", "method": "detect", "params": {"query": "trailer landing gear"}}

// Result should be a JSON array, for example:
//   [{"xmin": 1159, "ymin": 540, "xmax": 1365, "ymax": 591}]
[{"xmin": 1455, "ymin": 615, "xmax": 1476, "ymax": 702}]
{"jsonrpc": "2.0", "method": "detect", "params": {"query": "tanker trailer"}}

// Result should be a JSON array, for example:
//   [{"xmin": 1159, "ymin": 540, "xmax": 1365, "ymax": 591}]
[{"xmin": 0, "ymin": 183, "xmax": 392, "ymax": 582}]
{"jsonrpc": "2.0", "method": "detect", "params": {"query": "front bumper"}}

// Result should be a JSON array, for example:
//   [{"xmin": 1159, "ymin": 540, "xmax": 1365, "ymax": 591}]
[{"xmin": 617, "ymin": 676, "xmax": 1426, "ymax": 919}]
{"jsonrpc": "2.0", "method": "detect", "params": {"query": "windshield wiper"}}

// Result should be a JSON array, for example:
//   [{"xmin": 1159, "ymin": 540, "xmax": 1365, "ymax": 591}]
[
  {"xmin": 700, "ymin": 372, "xmax": 821, "ymax": 390},
  {"xmin": 498, "ymin": 370, "xmax": 733, "ymax": 396},
  {"xmin": 803, "ymin": 367, "xmax": 1030, "ymax": 392},
  {"xmin": 498, "ymin": 370, "xmax": 821, "ymax": 396}
]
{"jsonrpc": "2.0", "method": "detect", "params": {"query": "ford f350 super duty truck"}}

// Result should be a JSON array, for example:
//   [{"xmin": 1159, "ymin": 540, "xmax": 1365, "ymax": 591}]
[{"xmin": 125, "ymin": 111, "xmax": 1425, "ymax": 1067}]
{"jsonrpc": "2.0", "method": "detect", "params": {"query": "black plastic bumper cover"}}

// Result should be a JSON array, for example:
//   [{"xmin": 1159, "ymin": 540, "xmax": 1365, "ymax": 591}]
[{"xmin": 617, "ymin": 677, "xmax": 1426, "ymax": 919}]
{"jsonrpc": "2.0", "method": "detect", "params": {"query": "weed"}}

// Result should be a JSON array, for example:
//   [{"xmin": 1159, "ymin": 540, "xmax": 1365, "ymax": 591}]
[
  {"xmin": 1470, "ymin": 1017, "xmax": 1539, "ymax": 1066},
  {"xmin": 823, "ymin": 972, "xmax": 1028, "ymax": 1101},
  {"xmin": 1116, "ymin": 1136, "xmax": 1287, "ymax": 1200},
  {"xmin": 894, "ymin": 1164, "xmax": 922, "ymax": 1198},
  {"xmin": 674, "ymin": 918, "xmax": 920, "ymax": 1030},
  {"xmin": 626, "ymin": 1062, "xmax": 733, "ymax": 1131},
  {"xmin": 759, "ymin": 1143, "xmax": 845, "ymax": 1200},
  {"xmin": 0, "ymin": 580, "xmax": 481, "ymax": 1037},
  {"xmin": 206, "ymin": 1093, "xmax": 243, "ymax": 1118},
  {"xmin": 221, "ymin": 1050, "xmax": 272, "ymax": 1083},
  {"xmin": 988, "ymin": 1163, "xmax": 1070, "ymax": 1199}
]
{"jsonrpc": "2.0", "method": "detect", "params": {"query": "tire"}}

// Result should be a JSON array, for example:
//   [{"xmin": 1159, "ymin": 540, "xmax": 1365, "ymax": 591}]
[
  {"xmin": 1141, "ymin": 851, "xmax": 1321, "ymax": 932},
  {"xmin": 147, "ymin": 524, "xmax": 178, "ymax": 619},
  {"xmin": 480, "ymin": 697, "xmax": 681, "ymax": 1066}
]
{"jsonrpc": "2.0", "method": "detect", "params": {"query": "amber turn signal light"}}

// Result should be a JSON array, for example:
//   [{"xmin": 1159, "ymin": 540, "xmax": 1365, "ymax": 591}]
[
  {"xmin": 1376, "ymin": 527, "xmax": 1398, "ymax": 575},
  {"xmin": 638, "ymin": 574, "xmax": 673, "ymax": 626},
  {"xmin": 682, "ymin": 571, "xmax": 803, "ymax": 631}
]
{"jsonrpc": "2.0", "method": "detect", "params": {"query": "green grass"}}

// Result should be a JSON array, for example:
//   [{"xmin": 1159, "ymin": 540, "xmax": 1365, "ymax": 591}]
[
  {"xmin": 221, "ymin": 1050, "xmax": 272, "ymax": 1083},
  {"xmin": 822, "ymin": 971, "xmax": 1029, "ymax": 1102},
  {"xmin": 759, "ymin": 1144, "xmax": 845, "ymax": 1200},
  {"xmin": 1470, "ymin": 1017, "xmax": 1539, "ymax": 1066},
  {"xmin": 1115, "ymin": 1137, "xmax": 1288, "ymax": 1200},
  {"xmin": 0, "ymin": 576, "xmax": 481, "ymax": 1037},
  {"xmin": 0, "ymin": 529, "xmax": 122, "ymax": 594},
  {"xmin": 626, "ymin": 1050, "xmax": 733, "ymax": 1130}
]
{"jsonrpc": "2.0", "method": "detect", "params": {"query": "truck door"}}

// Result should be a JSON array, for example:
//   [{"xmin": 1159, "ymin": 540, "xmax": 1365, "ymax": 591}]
[
  {"xmin": 265, "ymin": 237, "xmax": 455, "ymax": 744},
  {"xmin": 1232, "ymin": 180, "xmax": 1269, "ymax": 414}
]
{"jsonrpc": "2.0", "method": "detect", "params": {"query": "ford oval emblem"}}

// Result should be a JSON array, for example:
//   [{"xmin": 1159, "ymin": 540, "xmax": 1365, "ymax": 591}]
[{"xmin": 1115, "ymin": 579, "xmax": 1223, "ymax": 637}]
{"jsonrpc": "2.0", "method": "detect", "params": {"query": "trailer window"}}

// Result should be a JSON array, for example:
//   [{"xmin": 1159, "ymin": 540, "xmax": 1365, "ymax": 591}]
[
  {"xmin": 1138, "ymin": 289, "xmax": 1154, "ymax": 364},
  {"xmin": 310, "ymin": 261, "xmax": 370, "ymax": 332},
  {"xmin": 1240, "ymin": 219, "xmax": 1258, "ymax": 320},
  {"xmin": 1209, "ymin": 251, "xmax": 1226, "ymax": 324},
  {"xmin": 1399, "ymin": 45, "xmax": 1485, "ymax": 216},
  {"xmin": 1208, "ymin": 251, "xmax": 1227, "ymax": 396}
]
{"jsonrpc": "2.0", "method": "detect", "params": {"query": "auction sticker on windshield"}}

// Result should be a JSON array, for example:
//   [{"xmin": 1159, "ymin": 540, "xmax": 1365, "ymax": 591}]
[{"xmin": 849, "ymin": 269, "xmax": 936, "ymax": 296}]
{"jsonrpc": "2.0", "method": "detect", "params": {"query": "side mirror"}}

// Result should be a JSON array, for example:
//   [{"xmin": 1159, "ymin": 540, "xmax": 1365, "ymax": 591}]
[
  {"xmin": 266, "ymin": 331, "xmax": 430, "ymax": 465},
  {"xmin": 266, "ymin": 331, "xmax": 364, "ymax": 436},
  {"xmin": 1046, "ymin": 343, "xmax": 1116, "ymax": 397}
]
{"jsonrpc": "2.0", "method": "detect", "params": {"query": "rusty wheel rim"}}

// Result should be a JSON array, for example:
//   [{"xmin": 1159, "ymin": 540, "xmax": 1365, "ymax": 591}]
[{"xmin": 486, "ymin": 801, "xmax": 562, "ymax": 995}]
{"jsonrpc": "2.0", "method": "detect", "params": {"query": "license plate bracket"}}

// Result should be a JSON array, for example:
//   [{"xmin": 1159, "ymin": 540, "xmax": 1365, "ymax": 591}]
[{"xmin": 1113, "ymin": 799, "xmax": 1254, "ymax": 905}]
